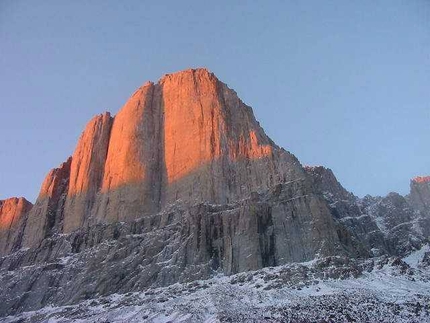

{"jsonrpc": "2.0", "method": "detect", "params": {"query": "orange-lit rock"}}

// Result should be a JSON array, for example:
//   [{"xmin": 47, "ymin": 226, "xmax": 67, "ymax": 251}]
[
  {"xmin": 95, "ymin": 82, "xmax": 164, "ymax": 223},
  {"xmin": 22, "ymin": 157, "xmax": 72, "ymax": 248},
  {"xmin": 71, "ymin": 68, "xmax": 302, "ymax": 225},
  {"xmin": 0, "ymin": 197, "xmax": 32, "ymax": 255},
  {"xmin": 10, "ymin": 68, "xmax": 304, "ymax": 246},
  {"xmin": 63, "ymin": 112, "xmax": 112, "ymax": 232},
  {"xmin": 161, "ymin": 69, "xmax": 273, "ymax": 183},
  {"xmin": 161, "ymin": 69, "xmax": 301, "ymax": 205},
  {"xmin": 161, "ymin": 69, "xmax": 224, "ymax": 184},
  {"xmin": 2, "ymin": 68, "xmax": 430, "ymax": 318},
  {"xmin": 412, "ymin": 176, "xmax": 430, "ymax": 184}
]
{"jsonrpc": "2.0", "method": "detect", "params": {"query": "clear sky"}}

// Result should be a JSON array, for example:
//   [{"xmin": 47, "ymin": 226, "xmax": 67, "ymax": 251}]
[{"xmin": 1, "ymin": 1, "xmax": 429, "ymax": 202}]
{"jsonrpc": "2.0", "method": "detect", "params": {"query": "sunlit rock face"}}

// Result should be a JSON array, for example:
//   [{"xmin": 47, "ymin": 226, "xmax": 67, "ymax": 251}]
[
  {"xmin": 11, "ymin": 68, "xmax": 303, "ymax": 240},
  {"xmin": 410, "ymin": 176, "xmax": 430, "ymax": 213},
  {"xmin": 22, "ymin": 158, "xmax": 72, "ymax": 248},
  {"xmin": 58, "ymin": 68, "xmax": 303, "ymax": 231},
  {"xmin": 0, "ymin": 197, "xmax": 32, "ymax": 254},
  {"xmin": 95, "ymin": 82, "xmax": 164, "ymax": 224},
  {"xmin": 3, "ymin": 69, "xmax": 429, "ymax": 258},
  {"xmin": 1, "ymin": 68, "xmax": 430, "ymax": 317},
  {"xmin": 160, "ymin": 69, "xmax": 301, "ymax": 207},
  {"xmin": 408, "ymin": 177, "xmax": 430, "ymax": 238},
  {"xmin": 63, "ymin": 113, "xmax": 113, "ymax": 232}
]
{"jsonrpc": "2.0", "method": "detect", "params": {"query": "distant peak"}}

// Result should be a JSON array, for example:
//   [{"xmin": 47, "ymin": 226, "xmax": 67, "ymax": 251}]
[{"xmin": 412, "ymin": 176, "xmax": 430, "ymax": 184}]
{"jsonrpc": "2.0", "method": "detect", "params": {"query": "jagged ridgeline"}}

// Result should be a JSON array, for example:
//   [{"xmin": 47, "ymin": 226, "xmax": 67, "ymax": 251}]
[{"xmin": 0, "ymin": 68, "xmax": 429, "ymax": 316}]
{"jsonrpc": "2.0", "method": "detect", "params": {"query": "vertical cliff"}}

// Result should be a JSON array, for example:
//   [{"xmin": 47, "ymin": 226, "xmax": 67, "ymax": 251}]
[
  {"xmin": 160, "ymin": 69, "xmax": 301, "ymax": 206},
  {"xmin": 6, "ymin": 67, "xmax": 426, "ymax": 316},
  {"xmin": 63, "ymin": 113, "xmax": 113, "ymax": 232},
  {"xmin": 0, "ymin": 197, "xmax": 32, "ymax": 254},
  {"xmin": 95, "ymin": 82, "xmax": 164, "ymax": 224},
  {"xmin": 0, "ymin": 69, "xmax": 303, "ymax": 252},
  {"xmin": 57, "ymin": 68, "xmax": 303, "ymax": 231},
  {"xmin": 22, "ymin": 158, "xmax": 72, "ymax": 248},
  {"xmin": 1, "ymin": 69, "xmax": 363, "ymax": 267}
]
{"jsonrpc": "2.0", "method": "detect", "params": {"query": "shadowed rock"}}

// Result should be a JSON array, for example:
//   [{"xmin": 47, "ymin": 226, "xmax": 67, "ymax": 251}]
[
  {"xmin": 14, "ymin": 68, "xmax": 304, "ymax": 246},
  {"xmin": 0, "ymin": 68, "xmax": 429, "ymax": 318},
  {"xmin": 22, "ymin": 157, "xmax": 72, "ymax": 249},
  {"xmin": 0, "ymin": 179, "xmax": 364, "ymax": 316},
  {"xmin": 305, "ymin": 166, "xmax": 430, "ymax": 256},
  {"xmin": 410, "ymin": 176, "xmax": 430, "ymax": 213}
]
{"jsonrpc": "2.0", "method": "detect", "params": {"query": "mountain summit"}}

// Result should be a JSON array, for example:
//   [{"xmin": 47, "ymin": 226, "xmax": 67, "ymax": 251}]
[
  {"xmin": 0, "ymin": 68, "xmax": 429, "ymax": 319},
  {"xmin": 19, "ymin": 68, "xmax": 305, "ymax": 246}
]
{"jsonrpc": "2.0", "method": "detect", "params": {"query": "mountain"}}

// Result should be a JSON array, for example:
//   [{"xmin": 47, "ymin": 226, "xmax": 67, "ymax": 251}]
[{"xmin": 0, "ymin": 68, "xmax": 429, "ymax": 321}]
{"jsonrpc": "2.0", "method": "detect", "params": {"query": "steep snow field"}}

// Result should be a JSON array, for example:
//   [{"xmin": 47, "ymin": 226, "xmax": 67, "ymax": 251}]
[{"xmin": 3, "ymin": 246, "xmax": 430, "ymax": 323}]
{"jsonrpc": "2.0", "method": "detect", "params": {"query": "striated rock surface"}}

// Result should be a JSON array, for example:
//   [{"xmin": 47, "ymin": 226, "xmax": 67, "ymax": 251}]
[
  {"xmin": 304, "ymin": 166, "xmax": 352, "ymax": 203},
  {"xmin": 0, "ymin": 68, "xmax": 307, "ymax": 257},
  {"xmin": 95, "ymin": 82, "xmax": 164, "ymax": 224},
  {"xmin": 0, "ymin": 180, "xmax": 363, "ymax": 316},
  {"xmin": 63, "ymin": 112, "xmax": 113, "ymax": 232},
  {"xmin": 160, "ymin": 70, "xmax": 301, "ymax": 208},
  {"xmin": 13, "ymin": 69, "xmax": 304, "ymax": 238},
  {"xmin": 304, "ymin": 166, "xmax": 361, "ymax": 219},
  {"xmin": 58, "ymin": 68, "xmax": 301, "ymax": 230},
  {"xmin": 92, "ymin": 69, "xmax": 302, "ymax": 225},
  {"xmin": 0, "ymin": 198, "xmax": 32, "ymax": 255},
  {"xmin": 305, "ymin": 166, "xmax": 430, "ymax": 256},
  {"xmin": 22, "ymin": 158, "xmax": 72, "ymax": 249},
  {"xmin": 0, "ymin": 68, "xmax": 429, "ymax": 318}
]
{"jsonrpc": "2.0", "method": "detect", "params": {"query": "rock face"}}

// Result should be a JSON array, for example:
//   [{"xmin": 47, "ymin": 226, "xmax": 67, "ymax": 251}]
[
  {"xmin": 0, "ymin": 68, "xmax": 429, "ymax": 317},
  {"xmin": 63, "ymin": 112, "xmax": 113, "ymax": 232},
  {"xmin": 92, "ymin": 69, "xmax": 301, "ymax": 226},
  {"xmin": 304, "ymin": 166, "xmax": 361, "ymax": 219},
  {"xmin": 0, "ymin": 68, "xmax": 315, "ymax": 257},
  {"xmin": 0, "ymin": 180, "xmax": 363, "ymax": 316},
  {"xmin": 22, "ymin": 158, "xmax": 72, "ymax": 249},
  {"xmin": 159, "ymin": 71, "xmax": 297, "ymax": 207},
  {"xmin": 0, "ymin": 198, "xmax": 32, "ymax": 255},
  {"xmin": 305, "ymin": 166, "xmax": 430, "ymax": 256},
  {"xmin": 410, "ymin": 176, "xmax": 430, "ymax": 213},
  {"xmin": 95, "ymin": 83, "xmax": 163, "ymax": 224},
  {"xmin": 22, "ymin": 68, "xmax": 302, "ymax": 237}
]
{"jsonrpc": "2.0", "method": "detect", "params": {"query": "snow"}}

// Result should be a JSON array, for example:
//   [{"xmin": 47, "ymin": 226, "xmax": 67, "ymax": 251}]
[
  {"xmin": 3, "ymin": 246, "xmax": 430, "ymax": 322},
  {"xmin": 374, "ymin": 214, "xmax": 388, "ymax": 233},
  {"xmin": 403, "ymin": 244, "xmax": 430, "ymax": 269}
]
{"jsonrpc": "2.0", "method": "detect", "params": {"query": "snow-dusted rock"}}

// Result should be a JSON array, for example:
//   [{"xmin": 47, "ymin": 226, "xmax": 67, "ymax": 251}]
[{"xmin": 1, "ymin": 68, "xmax": 429, "ymax": 321}]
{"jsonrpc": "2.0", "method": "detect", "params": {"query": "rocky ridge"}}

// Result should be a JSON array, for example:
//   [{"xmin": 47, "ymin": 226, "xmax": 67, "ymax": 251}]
[
  {"xmin": 305, "ymin": 166, "xmax": 430, "ymax": 256},
  {"xmin": 0, "ymin": 68, "xmax": 429, "ymax": 319}
]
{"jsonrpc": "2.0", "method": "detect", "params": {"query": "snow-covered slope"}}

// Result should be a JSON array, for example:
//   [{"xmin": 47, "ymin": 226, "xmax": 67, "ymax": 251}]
[{"xmin": 4, "ymin": 246, "xmax": 430, "ymax": 323}]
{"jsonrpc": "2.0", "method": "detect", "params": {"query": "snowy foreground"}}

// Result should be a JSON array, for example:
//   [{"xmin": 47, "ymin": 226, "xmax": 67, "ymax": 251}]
[{"xmin": 3, "ymin": 246, "xmax": 430, "ymax": 323}]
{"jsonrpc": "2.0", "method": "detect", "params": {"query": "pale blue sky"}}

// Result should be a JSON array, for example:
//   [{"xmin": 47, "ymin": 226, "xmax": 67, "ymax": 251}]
[{"xmin": 1, "ymin": 1, "xmax": 429, "ymax": 202}]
